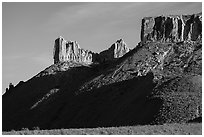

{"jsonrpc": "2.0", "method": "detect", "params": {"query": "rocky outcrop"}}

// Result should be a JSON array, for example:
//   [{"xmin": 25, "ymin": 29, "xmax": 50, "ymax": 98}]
[
  {"xmin": 53, "ymin": 37, "xmax": 130, "ymax": 64},
  {"xmin": 98, "ymin": 39, "xmax": 130, "ymax": 62},
  {"xmin": 141, "ymin": 13, "xmax": 202, "ymax": 43},
  {"xmin": 53, "ymin": 36, "xmax": 93, "ymax": 64},
  {"xmin": 3, "ymin": 12, "xmax": 202, "ymax": 131}
]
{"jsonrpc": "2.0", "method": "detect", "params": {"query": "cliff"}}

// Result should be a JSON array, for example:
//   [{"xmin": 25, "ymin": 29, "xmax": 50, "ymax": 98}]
[
  {"xmin": 98, "ymin": 39, "xmax": 130, "ymax": 62},
  {"xmin": 141, "ymin": 13, "xmax": 202, "ymax": 43},
  {"xmin": 53, "ymin": 37, "xmax": 130, "ymax": 64},
  {"xmin": 3, "ymin": 12, "xmax": 202, "ymax": 131},
  {"xmin": 53, "ymin": 36, "xmax": 93, "ymax": 64}
]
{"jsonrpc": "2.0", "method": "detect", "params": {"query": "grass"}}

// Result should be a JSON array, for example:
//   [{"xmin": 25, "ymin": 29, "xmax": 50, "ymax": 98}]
[{"xmin": 2, "ymin": 123, "xmax": 202, "ymax": 135}]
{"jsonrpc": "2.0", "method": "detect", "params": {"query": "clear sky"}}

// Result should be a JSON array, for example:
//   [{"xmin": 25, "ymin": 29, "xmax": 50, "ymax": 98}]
[{"xmin": 2, "ymin": 2, "xmax": 202, "ymax": 93}]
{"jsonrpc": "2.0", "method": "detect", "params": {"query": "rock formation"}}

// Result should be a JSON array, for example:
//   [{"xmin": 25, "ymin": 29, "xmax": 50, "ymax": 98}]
[
  {"xmin": 53, "ymin": 37, "xmax": 130, "ymax": 64},
  {"xmin": 3, "ymin": 12, "xmax": 202, "ymax": 131},
  {"xmin": 141, "ymin": 13, "xmax": 202, "ymax": 43},
  {"xmin": 53, "ymin": 36, "xmax": 93, "ymax": 64},
  {"xmin": 98, "ymin": 39, "xmax": 130, "ymax": 62}
]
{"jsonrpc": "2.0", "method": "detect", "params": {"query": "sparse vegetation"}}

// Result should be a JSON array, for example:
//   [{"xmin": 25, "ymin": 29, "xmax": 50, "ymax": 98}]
[
  {"xmin": 3, "ymin": 123, "xmax": 201, "ymax": 135},
  {"xmin": 2, "ymin": 12, "xmax": 202, "ymax": 133}
]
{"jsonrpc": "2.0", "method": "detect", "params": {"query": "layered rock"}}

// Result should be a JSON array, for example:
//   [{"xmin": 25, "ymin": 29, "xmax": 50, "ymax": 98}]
[
  {"xmin": 98, "ymin": 39, "xmax": 130, "ymax": 62},
  {"xmin": 53, "ymin": 36, "xmax": 93, "ymax": 64},
  {"xmin": 3, "ymin": 12, "xmax": 202, "ymax": 131},
  {"xmin": 141, "ymin": 13, "xmax": 202, "ymax": 43},
  {"xmin": 53, "ymin": 37, "xmax": 130, "ymax": 64}
]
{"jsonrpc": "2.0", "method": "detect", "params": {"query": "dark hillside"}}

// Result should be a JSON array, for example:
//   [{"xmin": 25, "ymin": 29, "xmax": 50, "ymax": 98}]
[{"xmin": 3, "ymin": 12, "xmax": 202, "ymax": 131}]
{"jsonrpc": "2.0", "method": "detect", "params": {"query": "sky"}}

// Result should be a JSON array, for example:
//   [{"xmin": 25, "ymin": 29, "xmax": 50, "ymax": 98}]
[{"xmin": 2, "ymin": 2, "xmax": 202, "ymax": 93}]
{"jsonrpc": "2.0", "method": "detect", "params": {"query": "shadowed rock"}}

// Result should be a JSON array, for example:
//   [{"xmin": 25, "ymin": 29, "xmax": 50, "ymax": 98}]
[
  {"xmin": 141, "ymin": 13, "xmax": 202, "ymax": 43},
  {"xmin": 2, "ymin": 12, "xmax": 202, "ymax": 131},
  {"xmin": 98, "ymin": 39, "xmax": 130, "ymax": 63}
]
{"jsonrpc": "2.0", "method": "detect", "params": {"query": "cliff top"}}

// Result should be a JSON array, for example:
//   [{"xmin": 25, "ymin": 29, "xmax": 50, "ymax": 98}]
[{"xmin": 142, "ymin": 12, "xmax": 202, "ymax": 20}]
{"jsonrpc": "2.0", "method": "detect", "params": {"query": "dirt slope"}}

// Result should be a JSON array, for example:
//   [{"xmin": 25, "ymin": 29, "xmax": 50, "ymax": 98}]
[{"xmin": 3, "ymin": 38, "xmax": 201, "ymax": 131}]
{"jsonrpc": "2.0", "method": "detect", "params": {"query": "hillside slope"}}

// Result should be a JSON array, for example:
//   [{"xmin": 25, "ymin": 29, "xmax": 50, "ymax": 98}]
[
  {"xmin": 3, "ymin": 40, "xmax": 201, "ymax": 131},
  {"xmin": 3, "ymin": 13, "xmax": 202, "ymax": 131}
]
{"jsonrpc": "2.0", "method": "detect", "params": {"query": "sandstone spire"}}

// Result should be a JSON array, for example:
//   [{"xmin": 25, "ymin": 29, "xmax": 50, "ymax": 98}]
[{"xmin": 98, "ymin": 39, "xmax": 130, "ymax": 62}]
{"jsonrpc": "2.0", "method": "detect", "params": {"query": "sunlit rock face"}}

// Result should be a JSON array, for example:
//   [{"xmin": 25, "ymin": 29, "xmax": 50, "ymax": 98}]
[
  {"xmin": 98, "ymin": 39, "xmax": 130, "ymax": 62},
  {"xmin": 53, "ymin": 37, "xmax": 130, "ymax": 64},
  {"xmin": 2, "ymin": 12, "xmax": 202, "ymax": 131},
  {"xmin": 113, "ymin": 39, "xmax": 130, "ymax": 58},
  {"xmin": 53, "ymin": 36, "xmax": 93, "ymax": 64},
  {"xmin": 141, "ymin": 13, "xmax": 202, "ymax": 43}
]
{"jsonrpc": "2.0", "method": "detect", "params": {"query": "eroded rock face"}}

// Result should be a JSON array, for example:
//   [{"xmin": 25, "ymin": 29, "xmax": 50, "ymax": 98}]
[
  {"xmin": 141, "ymin": 13, "xmax": 202, "ymax": 43},
  {"xmin": 53, "ymin": 37, "xmax": 130, "ymax": 64},
  {"xmin": 98, "ymin": 39, "xmax": 130, "ymax": 62},
  {"xmin": 53, "ymin": 36, "xmax": 93, "ymax": 64},
  {"xmin": 3, "ymin": 13, "xmax": 202, "ymax": 131}
]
